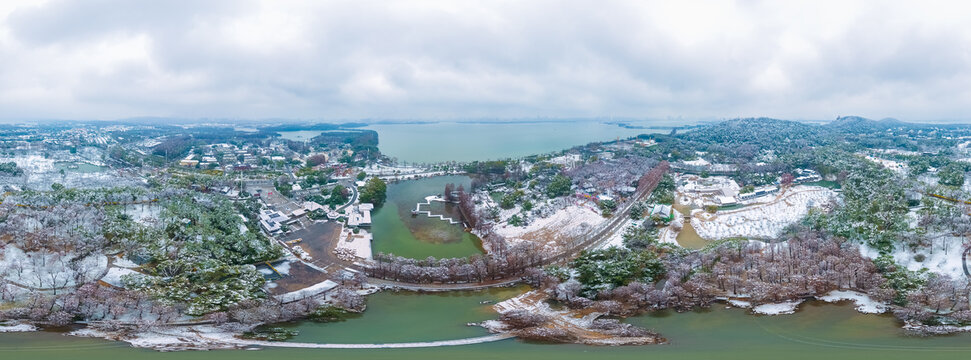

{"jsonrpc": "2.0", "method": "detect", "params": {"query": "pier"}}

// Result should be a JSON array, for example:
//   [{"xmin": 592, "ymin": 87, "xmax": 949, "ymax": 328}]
[{"xmin": 412, "ymin": 195, "xmax": 463, "ymax": 225}]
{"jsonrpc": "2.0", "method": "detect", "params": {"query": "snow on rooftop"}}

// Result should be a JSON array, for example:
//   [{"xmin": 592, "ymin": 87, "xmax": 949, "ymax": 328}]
[{"xmin": 276, "ymin": 280, "xmax": 338, "ymax": 303}]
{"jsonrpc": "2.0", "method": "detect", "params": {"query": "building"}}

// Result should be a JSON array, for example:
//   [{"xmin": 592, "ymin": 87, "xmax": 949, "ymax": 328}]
[
  {"xmin": 738, "ymin": 186, "xmax": 779, "ymax": 201},
  {"xmin": 258, "ymin": 209, "xmax": 289, "ymax": 234},
  {"xmin": 649, "ymin": 204, "xmax": 674, "ymax": 221},
  {"xmin": 716, "ymin": 195, "xmax": 737, "ymax": 206},
  {"xmin": 347, "ymin": 203, "xmax": 373, "ymax": 227}
]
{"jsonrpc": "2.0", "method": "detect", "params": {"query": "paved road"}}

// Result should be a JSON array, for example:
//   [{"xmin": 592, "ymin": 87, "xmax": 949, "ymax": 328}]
[
  {"xmin": 237, "ymin": 334, "xmax": 515, "ymax": 349},
  {"xmin": 368, "ymin": 278, "xmax": 522, "ymax": 291},
  {"xmin": 336, "ymin": 181, "xmax": 358, "ymax": 212}
]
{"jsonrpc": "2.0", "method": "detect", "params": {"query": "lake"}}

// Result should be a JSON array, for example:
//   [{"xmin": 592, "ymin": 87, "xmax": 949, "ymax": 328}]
[
  {"xmin": 364, "ymin": 121, "xmax": 669, "ymax": 164},
  {"xmin": 5, "ymin": 289, "xmax": 971, "ymax": 360}
]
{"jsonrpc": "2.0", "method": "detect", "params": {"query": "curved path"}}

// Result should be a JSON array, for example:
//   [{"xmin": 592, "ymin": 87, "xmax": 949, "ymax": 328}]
[{"xmin": 239, "ymin": 334, "xmax": 514, "ymax": 349}]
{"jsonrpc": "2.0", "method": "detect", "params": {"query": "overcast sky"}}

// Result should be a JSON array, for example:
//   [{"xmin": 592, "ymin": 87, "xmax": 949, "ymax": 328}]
[{"xmin": 0, "ymin": 1, "xmax": 969, "ymax": 122}]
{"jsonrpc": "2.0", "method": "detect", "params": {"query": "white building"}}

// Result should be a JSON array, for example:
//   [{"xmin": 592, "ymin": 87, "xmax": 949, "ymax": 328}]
[
  {"xmin": 347, "ymin": 203, "xmax": 373, "ymax": 227},
  {"xmin": 258, "ymin": 209, "xmax": 289, "ymax": 234}
]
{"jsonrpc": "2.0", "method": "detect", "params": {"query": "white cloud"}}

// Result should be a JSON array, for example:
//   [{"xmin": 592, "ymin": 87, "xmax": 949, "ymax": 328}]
[{"xmin": 0, "ymin": 0, "xmax": 970, "ymax": 122}]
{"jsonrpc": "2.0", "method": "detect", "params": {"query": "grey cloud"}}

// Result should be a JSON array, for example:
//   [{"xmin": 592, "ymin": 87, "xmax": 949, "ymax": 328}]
[{"xmin": 1, "ymin": 0, "xmax": 970, "ymax": 121}]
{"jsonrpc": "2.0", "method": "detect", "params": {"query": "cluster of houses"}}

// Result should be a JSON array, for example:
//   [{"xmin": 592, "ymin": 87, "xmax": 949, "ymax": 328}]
[
  {"xmin": 678, "ymin": 174, "xmax": 742, "ymax": 206},
  {"xmin": 256, "ymin": 199, "xmax": 374, "ymax": 235},
  {"xmin": 676, "ymin": 168, "xmax": 823, "ymax": 206},
  {"xmin": 737, "ymin": 186, "xmax": 779, "ymax": 201}
]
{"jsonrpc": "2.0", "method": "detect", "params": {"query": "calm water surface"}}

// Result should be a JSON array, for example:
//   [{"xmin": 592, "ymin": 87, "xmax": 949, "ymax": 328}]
[
  {"xmin": 5, "ymin": 290, "xmax": 971, "ymax": 360},
  {"xmin": 365, "ymin": 121, "xmax": 667, "ymax": 163},
  {"xmin": 370, "ymin": 175, "xmax": 484, "ymax": 259}
]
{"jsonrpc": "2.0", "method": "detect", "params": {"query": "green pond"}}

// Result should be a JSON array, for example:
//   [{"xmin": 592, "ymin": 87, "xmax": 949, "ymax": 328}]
[
  {"xmin": 365, "ymin": 121, "xmax": 668, "ymax": 164},
  {"xmin": 370, "ymin": 175, "xmax": 484, "ymax": 259},
  {"xmin": 6, "ymin": 288, "xmax": 971, "ymax": 360}
]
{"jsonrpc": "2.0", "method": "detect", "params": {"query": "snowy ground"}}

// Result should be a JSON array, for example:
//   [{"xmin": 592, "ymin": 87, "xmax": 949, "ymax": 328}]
[
  {"xmin": 859, "ymin": 235, "xmax": 967, "ymax": 280},
  {"xmin": 70, "ymin": 325, "xmax": 252, "ymax": 351},
  {"xmin": 334, "ymin": 229, "xmax": 373, "ymax": 260},
  {"xmin": 113, "ymin": 257, "xmax": 141, "ymax": 269},
  {"xmin": 0, "ymin": 322, "xmax": 37, "ymax": 332},
  {"xmin": 124, "ymin": 205, "xmax": 162, "ymax": 226},
  {"xmin": 863, "ymin": 154, "xmax": 908, "ymax": 174},
  {"xmin": 100, "ymin": 267, "xmax": 142, "ymax": 288},
  {"xmin": 0, "ymin": 152, "xmax": 138, "ymax": 190},
  {"xmin": 817, "ymin": 290, "xmax": 887, "ymax": 314},
  {"xmin": 690, "ymin": 186, "xmax": 837, "ymax": 240},
  {"xmin": 596, "ymin": 220, "xmax": 640, "ymax": 250},
  {"xmin": 657, "ymin": 212, "xmax": 685, "ymax": 246},
  {"xmin": 752, "ymin": 300, "xmax": 803, "ymax": 315},
  {"xmin": 485, "ymin": 290, "xmax": 660, "ymax": 345},
  {"xmin": 727, "ymin": 299, "xmax": 752, "ymax": 308},
  {"xmin": 0, "ymin": 245, "xmax": 108, "ymax": 289},
  {"xmin": 493, "ymin": 202, "xmax": 605, "ymax": 254}
]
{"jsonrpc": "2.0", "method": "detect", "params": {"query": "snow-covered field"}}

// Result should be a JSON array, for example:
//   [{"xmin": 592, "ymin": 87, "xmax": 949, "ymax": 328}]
[
  {"xmin": 864, "ymin": 155, "xmax": 907, "ymax": 174},
  {"xmin": 494, "ymin": 203, "xmax": 605, "ymax": 254},
  {"xmin": 125, "ymin": 205, "xmax": 162, "ymax": 226},
  {"xmin": 334, "ymin": 230, "xmax": 373, "ymax": 260},
  {"xmin": 691, "ymin": 187, "xmax": 837, "ymax": 240},
  {"xmin": 100, "ymin": 267, "xmax": 141, "ymax": 288},
  {"xmin": 0, "ymin": 154, "xmax": 57, "ymax": 172},
  {"xmin": 0, "ymin": 245, "xmax": 108, "ymax": 289},
  {"xmin": 0, "ymin": 152, "xmax": 132, "ymax": 190},
  {"xmin": 596, "ymin": 220, "xmax": 639, "ymax": 250},
  {"xmin": 859, "ymin": 235, "xmax": 966, "ymax": 280}
]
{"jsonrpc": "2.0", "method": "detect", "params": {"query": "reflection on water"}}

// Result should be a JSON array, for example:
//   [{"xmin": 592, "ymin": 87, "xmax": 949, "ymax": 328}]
[
  {"xmin": 6, "ymin": 294, "xmax": 971, "ymax": 360},
  {"xmin": 675, "ymin": 220, "xmax": 709, "ymax": 250},
  {"xmin": 366, "ymin": 121, "xmax": 668, "ymax": 163},
  {"xmin": 370, "ymin": 175, "xmax": 484, "ymax": 258}
]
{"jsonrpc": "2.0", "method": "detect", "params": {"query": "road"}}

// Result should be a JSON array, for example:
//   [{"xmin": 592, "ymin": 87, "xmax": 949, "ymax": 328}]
[{"xmin": 236, "ymin": 334, "xmax": 515, "ymax": 349}]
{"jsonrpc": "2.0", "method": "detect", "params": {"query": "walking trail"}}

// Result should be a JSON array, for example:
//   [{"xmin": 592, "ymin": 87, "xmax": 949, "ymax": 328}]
[{"xmin": 237, "ymin": 333, "xmax": 515, "ymax": 349}]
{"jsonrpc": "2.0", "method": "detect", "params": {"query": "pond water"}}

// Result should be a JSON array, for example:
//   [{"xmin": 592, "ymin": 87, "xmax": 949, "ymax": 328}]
[
  {"xmin": 370, "ymin": 175, "xmax": 484, "ymax": 259},
  {"xmin": 365, "ymin": 121, "xmax": 669, "ymax": 164},
  {"xmin": 6, "ymin": 289, "xmax": 971, "ymax": 360},
  {"xmin": 675, "ymin": 220, "xmax": 708, "ymax": 249}
]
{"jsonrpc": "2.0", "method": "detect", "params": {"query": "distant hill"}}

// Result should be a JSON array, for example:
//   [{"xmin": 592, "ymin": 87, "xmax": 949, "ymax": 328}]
[
  {"xmin": 676, "ymin": 117, "xmax": 834, "ymax": 151},
  {"xmin": 825, "ymin": 116, "xmax": 917, "ymax": 133},
  {"xmin": 680, "ymin": 117, "xmax": 824, "ymax": 142}
]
